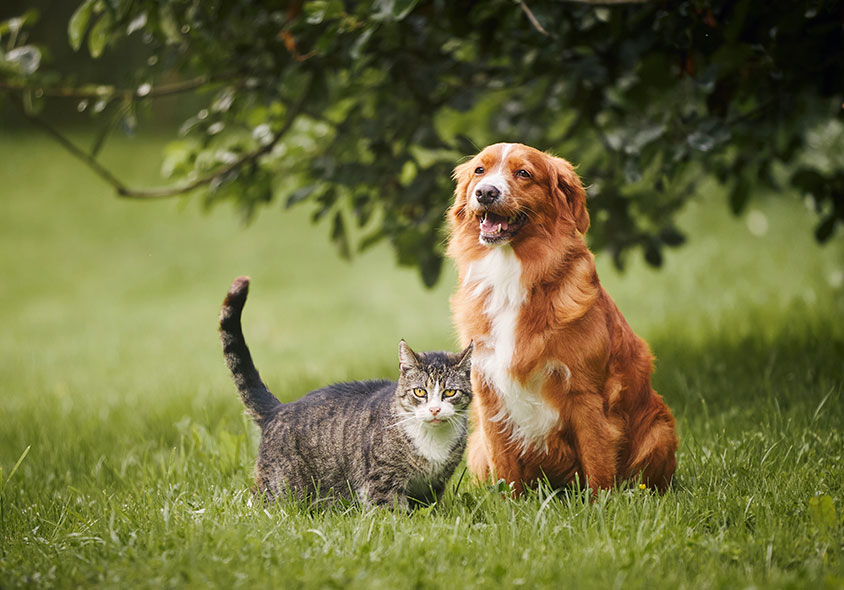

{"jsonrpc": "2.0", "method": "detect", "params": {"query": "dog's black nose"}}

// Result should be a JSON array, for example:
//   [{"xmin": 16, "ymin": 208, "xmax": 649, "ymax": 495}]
[{"xmin": 475, "ymin": 184, "xmax": 500, "ymax": 206}]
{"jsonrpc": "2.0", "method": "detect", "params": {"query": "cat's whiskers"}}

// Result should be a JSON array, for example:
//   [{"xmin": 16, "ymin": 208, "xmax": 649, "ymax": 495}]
[{"xmin": 387, "ymin": 412, "xmax": 424, "ymax": 430}]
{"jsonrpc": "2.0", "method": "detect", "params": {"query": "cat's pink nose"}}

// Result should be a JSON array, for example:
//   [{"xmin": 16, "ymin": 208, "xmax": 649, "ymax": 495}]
[{"xmin": 430, "ymin": 407, "xmax": 441, "ymax": 416}]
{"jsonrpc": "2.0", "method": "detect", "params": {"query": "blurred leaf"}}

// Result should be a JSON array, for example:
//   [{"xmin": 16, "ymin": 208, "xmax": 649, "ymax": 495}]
[
  {"xmin": 687, "ymin": 131, "xmax": 715, "ymax": 153},
  {"xmin": 815, "ymin": 215, "xmax": 837, "ymax": 243},
  {"xmin": 68, "ymin": 0, "xmax": 95, "ymax": 51},
  {"xmin": 160, "ymin": 140, "xmax": 197, "ymax": 179},
  {"xmin": 372, "ymin": 0, "xmax": 420, "ymax": 21},
  {"xmin": 126, "ymin": 11, "xmax": 147, "ymax": 35},
  {"xmin": 87, "ymin": 12, "xmax": 112, "ymax": 58},
  {"xmin": 331, "ymin": 211, "xmax": 351, "ymax": 259},
  {"xmin": 3, "ymin": 46, "xmax": 41, "ymax": 75},
  {"xmin": 286, "ymin": 184, "xmax": 319, "ymax": 209},
  {"xmin": 623, "ymin": 157, "xmax": 641, "ymax": 183},
  {"xmin": 158, "ymin": 4, "xmax": 182, "ymax": 45},
  {"xmin": 304, "ymin": 0, "xmax": 346, "ymax": 24},
  {"xmin": 22, "ymin": 88, "xmax": 45, "ymax": 115},
  {"xmin": 729, "ymin": 176, "xmax": 751, "ymax": 215},
  {"xmin": 358, "ymin": 228, "xmax": 386, "ymax": 253},
  {"xmin": 659, "ymin": 227, "xmax": 686, "ymax": 247},
  {"xmin": 808, "ymin": 495, "xmax": 837, "ymax": 530},
  {"xmin": 418, "ymin": 252, "xmax": 443, "ymax": 288},
  {"xmin": 644, "ymin": 239, "xmax": 663, "ymax": 267},
  {"xmin": 629, "ymin": 123, "xmax": 665, "ymax": 154},
  {"xmin": 0, "ymin": 10, "xmax": 40, "ymax": 38},
  {"xmin": 791, "ymin": 168, "xmax": 826, "ymax": 197}
]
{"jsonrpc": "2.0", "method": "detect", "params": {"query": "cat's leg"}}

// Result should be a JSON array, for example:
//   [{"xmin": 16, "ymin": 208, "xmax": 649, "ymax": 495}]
[{"xmin": 357, "ymin": 481, "xmax": 409, "ymax": 511}]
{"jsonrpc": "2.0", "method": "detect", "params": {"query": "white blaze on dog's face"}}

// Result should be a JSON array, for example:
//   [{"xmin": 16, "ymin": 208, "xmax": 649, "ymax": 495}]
[{"xmin": 450, "ymin": 142, "xmax": 590, "ymax": 248}]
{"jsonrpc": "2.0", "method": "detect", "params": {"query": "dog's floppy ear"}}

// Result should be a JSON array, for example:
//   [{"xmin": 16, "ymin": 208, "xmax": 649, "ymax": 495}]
[
  {"xmin": 549, "ymin": 156, "xmax": 590, "ymax": 235},
  {"xmin": 449, "ymin": 158, "xmax": 476, "ymax": 222}
]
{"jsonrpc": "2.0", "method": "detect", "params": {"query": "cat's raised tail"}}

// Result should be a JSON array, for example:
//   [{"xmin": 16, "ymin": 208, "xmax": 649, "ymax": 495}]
[{"xmin": 220, "ymin": 277, "xmax": 282, "ymax": 426}]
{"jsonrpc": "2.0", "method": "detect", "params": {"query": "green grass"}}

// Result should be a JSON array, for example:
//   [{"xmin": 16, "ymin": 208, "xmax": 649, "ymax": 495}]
[{"xmin": 1, "ymin": 132, "xmax": 843, "ymax": 589}]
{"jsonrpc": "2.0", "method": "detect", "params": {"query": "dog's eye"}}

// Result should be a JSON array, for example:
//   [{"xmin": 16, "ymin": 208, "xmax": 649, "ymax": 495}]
[
  {"xmin": 474, "ymin": 166, "xmax": 485, "ymax": 175},
  {"xmin": 515, "ymin": 169, "xmax": 531, "ymax": 178}
]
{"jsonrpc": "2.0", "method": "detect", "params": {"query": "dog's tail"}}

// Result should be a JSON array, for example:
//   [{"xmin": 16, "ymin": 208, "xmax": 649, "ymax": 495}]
[{"xmin": 220, "ymin": 277, "xmax": 282, "ymax": 425}]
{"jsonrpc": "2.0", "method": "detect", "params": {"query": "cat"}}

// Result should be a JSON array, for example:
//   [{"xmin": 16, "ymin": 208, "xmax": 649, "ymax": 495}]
[{"xmin": 219, "ymin": 276, "xmax": 474, "ymax": 509}]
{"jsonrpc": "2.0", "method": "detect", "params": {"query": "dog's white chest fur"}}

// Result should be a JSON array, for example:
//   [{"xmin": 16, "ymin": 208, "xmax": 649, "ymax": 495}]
[{"xmin": 464, "ymin": 247, "xmax": 559, "ymax": 453}]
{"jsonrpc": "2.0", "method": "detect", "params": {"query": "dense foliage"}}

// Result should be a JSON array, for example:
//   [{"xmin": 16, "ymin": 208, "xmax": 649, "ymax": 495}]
[{"xmin": 2, "ymin": 0, "xmax": 843, "ymax": 284}]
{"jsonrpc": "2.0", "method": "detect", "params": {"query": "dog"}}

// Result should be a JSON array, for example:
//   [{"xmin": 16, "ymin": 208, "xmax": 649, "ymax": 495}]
[{"xmin": 447, "ymin": 143, "xmax": 677, "ymax": 494}]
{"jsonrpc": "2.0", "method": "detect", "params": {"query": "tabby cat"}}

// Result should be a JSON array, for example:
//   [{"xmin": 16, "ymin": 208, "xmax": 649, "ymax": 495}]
[{"xmin": 219, "ymin": 276, "xmax": 473, "ymax": 508}]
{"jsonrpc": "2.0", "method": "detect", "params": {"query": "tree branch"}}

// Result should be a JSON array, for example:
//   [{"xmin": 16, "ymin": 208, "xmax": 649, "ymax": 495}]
[
  {"xmin": 0, "ymin": 74, "xmax": 233, "ymax": 101},
  {"xmin": 9, "ymin": 75, "xmax": 313, "ymax": 200},
  {"xmin": 560, "ymin": 0, "xmax": 649, "ymax": 3},
  {"xmin": 519, "ymin": 2, "xmax": 551, "ymax": 37},
  {"xmin": 17, "ymin": 104, "xmax": 134, "ymax": 194}
]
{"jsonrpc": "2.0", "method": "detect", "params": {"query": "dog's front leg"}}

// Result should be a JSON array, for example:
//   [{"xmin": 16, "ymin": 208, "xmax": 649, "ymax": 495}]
[
  {"xmin": 467, "ymin": 390, "xmax": 527, "ymax": 494},
  {"xmin": 466, "ymin": 405, "xmax": 491, "ymax": 480},
  {"xmin": 568, "ymin": 394, "xmax": 622, "ymax": 492}
]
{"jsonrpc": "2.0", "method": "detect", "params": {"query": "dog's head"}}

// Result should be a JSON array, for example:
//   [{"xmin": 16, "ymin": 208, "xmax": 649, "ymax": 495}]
[{"xmin": 448, "ymin": 143, "xmax": 589, "ymax": 251}]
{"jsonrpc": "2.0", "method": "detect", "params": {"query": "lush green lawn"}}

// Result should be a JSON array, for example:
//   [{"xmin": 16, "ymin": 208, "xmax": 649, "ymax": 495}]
[{"xmin": 1, "ymin": 133, "xmax": 842, "ymax": 589}]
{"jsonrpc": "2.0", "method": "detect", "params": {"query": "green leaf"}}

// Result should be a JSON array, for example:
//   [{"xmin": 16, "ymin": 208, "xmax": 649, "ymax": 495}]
[
  {"xmin": 659, "ymin": 227, "xmax": 686, "ymax": 247},
  {"xmin": 372, "ymin": 0, "xmax": 420, "ymax": 21},
  {"xmin": 728, "ymin": 176, "xmax": 751, "ymax": 215},
  {"xmin": 644, "ymin": 239, "xmax": 663, "ymax": 267},
  {"xmin": 0, "ymin": 9, "xmax": 40, "ymax": 38},
  {"xmin": 286, "ymin": 184, "xmax": 319, "ymax": 209},
  {"xmin": 815, "ymin": 215, "xmax": 837, "ymax": 243},
  {"xmin": 331, "ymin": 211, "xmax": 351, "ymax": 259},
  {"xmin": 808, "ymin": 495, "xmax": 837, "ymax": 530},
  {"xmin": 304, "ymin": 0, "xmax": 346, "ymax": 24},
  {"xmin": 687, "ymin": 131, "xmax": 715, "ymax": 153},
  {"xmin": 418, "ymin": 252, "xmax": 442, "ymax": 288},
  {"xmin": 158, "ymin": 4, "xmax": 182, "ymax": 45},
  {"xmin": 358, "ymin": 228, "xmax": 386, "ymax": 253},
  {"xmin": 68, "ymin": 0, "xmax": 95, "ymax": 51},
  {"xmin": 87, "ymin": 11, "xmax": 112, "ymax": 58},
  {"xmin": 4, "ymin": 45, "xmax": 41, "ymax": 75},
  {"xmin": 791, "ymin": 168, "xmax": 826, "ymax": 197}
]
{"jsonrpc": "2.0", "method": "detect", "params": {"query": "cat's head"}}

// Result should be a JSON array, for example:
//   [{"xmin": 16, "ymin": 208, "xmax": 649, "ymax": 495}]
[{"xmin": 395, "ymin": 340, "xmax": 473, "ymax": 427}]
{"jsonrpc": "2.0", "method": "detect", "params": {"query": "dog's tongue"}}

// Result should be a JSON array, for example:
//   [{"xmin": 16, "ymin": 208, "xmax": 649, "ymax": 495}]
[{"xmin": 480, "ymin": 212, "xmax": 509, "ymax": 234}]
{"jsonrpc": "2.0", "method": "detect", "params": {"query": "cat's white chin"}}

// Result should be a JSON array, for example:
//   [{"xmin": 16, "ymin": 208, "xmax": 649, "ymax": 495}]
[{"xmin": 403, "ymin": 415, "xmax": 464, "ymax": 464}]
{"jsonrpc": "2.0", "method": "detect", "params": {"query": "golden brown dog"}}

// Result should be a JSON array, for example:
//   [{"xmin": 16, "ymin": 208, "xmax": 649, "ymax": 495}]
[{"xmin": 447, "ymin": 143, "xmax": 677, "ymax": 493}]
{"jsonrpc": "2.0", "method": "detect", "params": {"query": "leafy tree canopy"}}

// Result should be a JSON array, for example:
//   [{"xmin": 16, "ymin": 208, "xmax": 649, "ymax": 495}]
[{"xmin": 2, "ymin": 0, "xmax": 842, "ymax": 285}]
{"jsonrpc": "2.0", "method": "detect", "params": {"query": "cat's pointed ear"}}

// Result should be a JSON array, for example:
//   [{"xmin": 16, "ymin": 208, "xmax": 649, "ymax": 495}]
[
  {"xmin": 398, "ymin": 339, "xmax": 421, "ymax": 373},
  {"xmin": 456, "ymin": 341, "xmax": 474, "ymax": 377}
]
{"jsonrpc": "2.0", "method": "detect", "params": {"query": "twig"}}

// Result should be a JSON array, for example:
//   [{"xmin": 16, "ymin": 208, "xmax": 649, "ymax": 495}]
[
  {"xmin": 0, "ymin": 74, "xmax": 220, "ymax": 101},
  {"xmin": 10, "ymin": 75, "xmax": 313, "ymax": 200},
  {"xmin": 519, "ymin": 2, "xmax": 551, "ymax": 37},
  {"xmin": 19, "ymin": 106, "xmax": 133, "ymax": 194},
  {"xmin": 560, "ymin": 0, "xmax": 649, "ymax": 3}
]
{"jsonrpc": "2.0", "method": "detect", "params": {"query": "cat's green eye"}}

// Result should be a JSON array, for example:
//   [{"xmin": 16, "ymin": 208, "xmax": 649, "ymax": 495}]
[
  {"xmin": 413, "ymin": 388, "xmax": 427, "ymax": 398},
  {"xmin": 443, "ymin": 389, "xmax": 458, "ymax": 398}
]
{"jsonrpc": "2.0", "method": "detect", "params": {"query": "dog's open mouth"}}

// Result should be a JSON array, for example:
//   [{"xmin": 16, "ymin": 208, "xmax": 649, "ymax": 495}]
[{"xmin": 478, "ymin": 211, "xmax": 527, "ymax": 245}]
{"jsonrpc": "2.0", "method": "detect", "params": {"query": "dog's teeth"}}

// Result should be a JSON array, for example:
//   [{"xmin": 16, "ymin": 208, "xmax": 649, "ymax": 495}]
[{"xmin": 496, "ymin": 224, "xmax": 502, "ymax": 233}]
